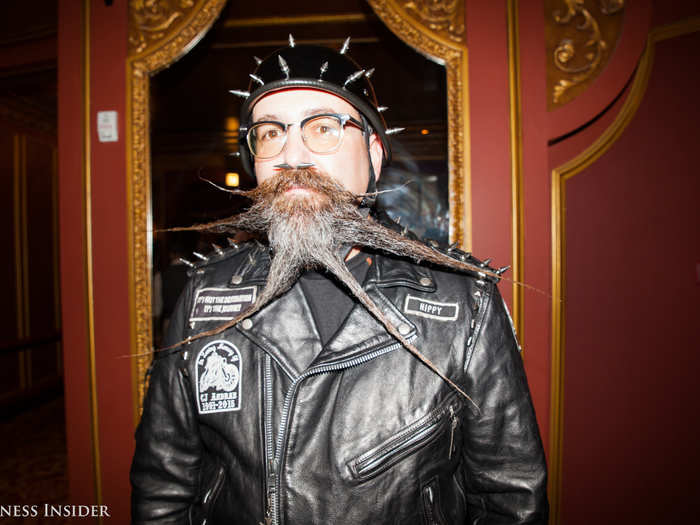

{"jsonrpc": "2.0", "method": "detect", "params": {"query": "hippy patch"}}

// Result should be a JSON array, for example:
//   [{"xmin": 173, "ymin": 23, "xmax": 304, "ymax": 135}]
[
  {"xmin": 196, "ymin": 340, "xmax": 242, "ymax": 414},
  {"xmin": 190, "ymin": 286, "xmax": 257, "ymax": 323},
  {"xmin": 403, "ymin": 295, "xmax": 459, "ymax": 321}
]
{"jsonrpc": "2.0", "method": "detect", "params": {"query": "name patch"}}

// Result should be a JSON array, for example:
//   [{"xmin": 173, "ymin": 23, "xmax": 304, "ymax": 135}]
[
  {"xmin": 403, "ymin": 295, "xmax": 459, "ymax": 321},
  {"xmin": 190, "ymin": 286, "xmax": 257, "ymax": 322},
  {"xmin": 196, "ymin": 340, "xmax": 242, "ymax": 414}
]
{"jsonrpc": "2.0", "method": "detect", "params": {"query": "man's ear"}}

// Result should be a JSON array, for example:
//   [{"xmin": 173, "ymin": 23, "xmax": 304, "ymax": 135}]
[{"xmin": 369, "ymin": 133, "xmax": 384, "ymax": 182}]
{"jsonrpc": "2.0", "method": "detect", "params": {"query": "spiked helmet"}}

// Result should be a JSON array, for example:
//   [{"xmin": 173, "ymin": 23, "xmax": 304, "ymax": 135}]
[{"xmin": 233, "ymin": 36, "xmax": 399, "ymax": 181}]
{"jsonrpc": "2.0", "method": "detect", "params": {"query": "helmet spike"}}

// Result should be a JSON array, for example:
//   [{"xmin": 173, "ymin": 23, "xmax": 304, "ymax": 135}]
[
  {"xmin": 278, "ymin": 55, "xmax": 290, "ymax": 79},
  {"xmin": 340, "ymin": 36, "xmax": 351, "ymax": 55},
  {"xmin": 319, "ymin": 61, "xmax": 329, "ymax": 79},
  {"xmin": 253, "ymin": 56, "xmax": 262, "ymax": 66},
  {"xmin": 249, "ymin": 73, "xmax": 264, "ymax": 86},
  {"xmin": 344, "ymin": 69, "xmax": 365, "ymax": 88},
  {"xmin": 377, "ymin": 106, "xmax": 388, "ymax": 113},
  {"xmin": 178, "ymin": 257, "xmax": 194, "ymax": 268},
  {"xmin": 365, "ymin": 68, "xmax": 375, "ymax": 78},
  {"xmin": 229, "ymin": 89, "xmax": 250, "ymax": 98},
  {"xmin": 385, "ymin": 127, "xmax": 405, "ymax": 135},
  {"xmin": 288, "ymin": 34, "xmax": 295, "ymax": 48}
]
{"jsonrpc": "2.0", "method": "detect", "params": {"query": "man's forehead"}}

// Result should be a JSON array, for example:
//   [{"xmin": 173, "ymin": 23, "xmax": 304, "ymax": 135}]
[{"xmin": 251, "ymin": 88, "xmax": 360, "ymax": 121}]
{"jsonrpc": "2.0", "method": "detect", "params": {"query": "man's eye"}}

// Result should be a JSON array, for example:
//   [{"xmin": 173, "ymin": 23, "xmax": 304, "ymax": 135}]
[{"xmin": 259, "ymin": 128, "xmax": 280, "ymax": 141}]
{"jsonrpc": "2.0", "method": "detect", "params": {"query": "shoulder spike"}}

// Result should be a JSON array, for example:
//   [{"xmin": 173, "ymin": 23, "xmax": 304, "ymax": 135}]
[
  {"xmin": 480, "ymin": 258, "xmax": 492, "ymax": 267},
  {"xmin": 253, "ymin": 56, "xmax": 262, "ymax": 65},
  {"xmin": 365, "ymin": 67, "xmax": 375, "ymax": 78},
  {"xmin": 385, "ymin": 127, "xmax": 405, "ymax": 135},
  {"xmin": 178, "ymin": 257, "xmax": 195, "ymax": 268},
  {"xmin": 496, "ymin": 265, "xmax": 510, "ymax": 275},
  {"xmin": 340, "ymin": 36, "xmax": 351, "ymax": 55},
  {"xmin": 377, "ymin": 106, "xmax": 388, "ymax": 113},
  {"xmin": 228, "ymin": 151, "xmax": 241, "ymax": 157},
  {"xmin": 211, "ymin": 243, "xmax": 224, "ymax": 255},
  {"xmin": 192, "ymin": 251, "xmax": 208, "ymax": 261},
  {"xmin": 229, "ymin": 89, "xmax": 250, "ymax": 98},
  {"xmin": 278, "ymin": 55, "xmax": 290, "ymax": 79},
  {"xmin": 447, "ymin": 242, "xmax": 458, "ymax": 252},
  {"xmin": 319, "ymin": 61, "xmax": 329, "ymax": 79},
  {"xmin": 344, "ymin": 69, "xmax": 365, "ymax": 87},
  {"xmin": 227, "ymin": 238, "xmax": 238, "ymax": 249},
  {"xmin": 288, "ymin": 33, "xmax": 295, "ymax": 48},
  {"xmin": 249, "ymin": 73, "xmax": 264, "ymax": 86}
]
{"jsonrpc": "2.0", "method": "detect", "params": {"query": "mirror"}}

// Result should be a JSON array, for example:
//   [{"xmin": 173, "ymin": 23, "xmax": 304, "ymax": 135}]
[{"xmin": 128, "ymin": 0, "xmax": 469, "ymax": 402}]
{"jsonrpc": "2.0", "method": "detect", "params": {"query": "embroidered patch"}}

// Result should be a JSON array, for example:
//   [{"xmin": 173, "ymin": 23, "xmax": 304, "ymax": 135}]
[
  {"xmin": 190, "ymin": 286, "xmax": 257, "ymax": 323},
  {"xmin": 403, "ymin": 295, "xmax": 459, "ymax": 321},
  {"xmin": 196, "ymin": 340, "xmax": 242, "ymax": 414}
]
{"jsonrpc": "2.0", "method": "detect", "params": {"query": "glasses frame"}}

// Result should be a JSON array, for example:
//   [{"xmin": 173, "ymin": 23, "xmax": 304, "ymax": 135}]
[{"xmin": 243, "ymin": 113, "xmax": 365, "ymax": 159}]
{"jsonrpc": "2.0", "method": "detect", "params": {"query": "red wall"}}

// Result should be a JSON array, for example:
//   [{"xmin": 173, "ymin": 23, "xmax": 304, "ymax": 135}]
[
  {"xmin": 58, "ymin": 1, "xmax": 132, "ymax": 521},
  {"xmin": 557, "ymin": 31, "xmax": 700, "ymax": 524}
]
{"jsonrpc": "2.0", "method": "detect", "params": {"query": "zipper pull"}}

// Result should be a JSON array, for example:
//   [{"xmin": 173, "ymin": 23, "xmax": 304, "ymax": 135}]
[{"xmin": 448, "ymin": 405, "xmax": 458, "ymax": 459}]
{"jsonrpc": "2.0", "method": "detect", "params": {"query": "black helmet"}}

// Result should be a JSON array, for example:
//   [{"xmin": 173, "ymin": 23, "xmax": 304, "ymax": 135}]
[{"xmin": 233, "ymin": 36, "xmax": 402, "ymax": 188}]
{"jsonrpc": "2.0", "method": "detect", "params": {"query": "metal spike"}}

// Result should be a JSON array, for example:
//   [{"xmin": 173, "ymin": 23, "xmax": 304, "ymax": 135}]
[
  {"xmin": 178, "ymin": 257, "xmax": 195, "ymax": 268},
  {"xmin": 480, "ymin": 258, "xmax": 492, "ymax": 267},
  {"xmin": 496, "ymin": 265, "xmax": 510, "ymax": 275},
  {"xmin": 227, "ymin": 238, "xmax": 238, "ymax": 249},
  {"xmin": 249, "ymin": 73, "xmax": 264, "ymax": 86},
  {"xmin": 228, "ymin": 151, "xmax": 241, "ymax": 157},
  {"xmin": 395, "ymin": 216, "xmax": 401, "ymax": 225},
  {"xmin": 278, "ymin": 55, "xmax": 290, "ymax": 79},
  {"xmin": 211, "ymin": 243, "xmax": 224, "ymax": 255},
  {"xmin": 363, "ymin": 89, "xmax": 369, "ymax": 96},
  {"xmin": 229, "ymin": 89, "xmax": 250, "ymax": 98},
  {"xmin": 365, "ymin": 67, "xmax": 375, "ymax": 78},
  {"xmin": 193, "ymin": 251, "xmax": 208, "ymax": 261},
  {"xmin": 288, "ymin": 33, "xmax": 295, "ymax": 48},
  {"xmin": 344, "ymin": 69, "xmax": 365, "ymax": 87},
  {"xmin": 385, "ymin": 127, "xmax": 405, "ymax": 135},
  {"xmin": 377, "ymin": 106, "xmax": 388, "ymax": 113},
  {"xmin": 253, "ymin": 56, "xmax": 262, "ymax": 66},
  {"xmin": 340, "ymin": 36, "xmax": 351, "ymax": 55},
  {"xmin": 319, "ymin": 61, "xmax": 329, "ymax": 79},
  {"xmin": 401, "ymin": 226, "xmax": 408, "ymax": 236},
  {"xmin": 447, "ymin": 242, "xmax": 458, "ymax": 252}
]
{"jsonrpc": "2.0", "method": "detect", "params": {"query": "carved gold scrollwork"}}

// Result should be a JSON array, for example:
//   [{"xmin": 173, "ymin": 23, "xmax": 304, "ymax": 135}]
[
  {"xmin": 399, "ymin": 0, "xmax": 465, "ymax": 44},
  {"xmin": 127, "ymin": 0, "xmax": 227, "ymax": 415},
  {"xmin": 546, "ymin": 0, "xmax": 624, "ymax": 108}
]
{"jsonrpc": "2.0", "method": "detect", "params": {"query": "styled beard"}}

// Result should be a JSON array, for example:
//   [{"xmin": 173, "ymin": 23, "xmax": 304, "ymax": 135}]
[{"xmin": 165, "ymin": 168, "xmax": 508, "ymax": 410}]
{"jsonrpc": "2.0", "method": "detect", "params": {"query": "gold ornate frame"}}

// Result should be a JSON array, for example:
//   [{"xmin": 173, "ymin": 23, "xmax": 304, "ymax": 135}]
[{"xmin": 127, "ymin": 0, "xmax": 471, "ymax": 414}]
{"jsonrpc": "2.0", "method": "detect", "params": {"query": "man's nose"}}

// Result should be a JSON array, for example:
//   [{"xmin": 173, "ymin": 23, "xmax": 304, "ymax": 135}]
[{"xmin": 282, "ymin": 125, "xmax": 313, "ymax": 168}]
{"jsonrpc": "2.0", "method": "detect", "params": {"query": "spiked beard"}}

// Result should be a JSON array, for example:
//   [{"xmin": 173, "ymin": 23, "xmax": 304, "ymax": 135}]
[{"xmin": 166, "ymin": 168, "xmax": 507, "ymax": 410}]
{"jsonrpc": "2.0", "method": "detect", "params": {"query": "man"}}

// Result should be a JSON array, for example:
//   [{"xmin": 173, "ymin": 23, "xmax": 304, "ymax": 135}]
[{"xmin": 131, "ymin": 37, "xmax": 548, "ymax": 524}]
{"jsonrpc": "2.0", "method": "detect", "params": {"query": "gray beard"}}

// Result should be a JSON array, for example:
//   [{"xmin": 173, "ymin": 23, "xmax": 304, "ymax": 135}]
[{"xmin": 165, "ymin": 168, "xmax": 504, "ymax": 409}]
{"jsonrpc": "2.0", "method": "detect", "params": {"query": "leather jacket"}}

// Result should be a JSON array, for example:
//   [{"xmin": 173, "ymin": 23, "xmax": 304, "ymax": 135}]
[{"xmin": 130, "ymin": 240, "xmax": 548, "ymax": 524}]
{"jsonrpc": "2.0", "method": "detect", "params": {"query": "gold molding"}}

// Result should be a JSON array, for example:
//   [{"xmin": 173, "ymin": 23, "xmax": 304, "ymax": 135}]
[
  {"xmin": 127, "ymin": 0, "xmax": 228, "ymax": 419},
  {"xmin": 81, "ymin": 0, "xmax": 102, "ymax": 512},
  {"xmin": 546, "ymin": 0, "xmax": 625, "ymax": 108},
  {"xmin": 366, "ymin": 0, "xmax": 470, "ymax": 249},
  {"xmin": 223, "ymin": 13, "xmax": 370, "ymax": 28},
  {"xmin": 506, "ymin": 0, "xmax": 524, "ymax": 345},
  {"xmin": 548, "ymin": 17, "xmax": 700, "ymax": 524},
  {"xmin": 397, "ymin": 0, "xmax": 465, "ymax": 44}
]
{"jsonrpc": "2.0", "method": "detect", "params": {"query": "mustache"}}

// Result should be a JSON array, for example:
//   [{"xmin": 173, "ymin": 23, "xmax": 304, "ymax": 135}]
[{"xmin": 154, "ymin": 168, "xmax": 533, "ymax": 410}]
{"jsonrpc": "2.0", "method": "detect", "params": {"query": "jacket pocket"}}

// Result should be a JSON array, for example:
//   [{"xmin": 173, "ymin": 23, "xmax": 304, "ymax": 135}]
[
  {"xmin": 190, "ymin": 464, "xmax": 226, "ymax": 525},
  {"xmin": 349, "ymin": 398, "xmax": 460, "ymax": 481},
  {"xmin": 422, "ymin": 478, "xmax": 447, "ymax": 525}
]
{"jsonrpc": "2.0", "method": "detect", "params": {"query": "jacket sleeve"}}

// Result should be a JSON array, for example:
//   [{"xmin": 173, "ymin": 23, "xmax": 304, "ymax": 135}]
[
  {"xmin": 130, "ymin": 281, "xmax": 202, "ymax": 524},
  {"xmin": 461, "ymin": 283, "xmax": 549, "ymax": 524}
]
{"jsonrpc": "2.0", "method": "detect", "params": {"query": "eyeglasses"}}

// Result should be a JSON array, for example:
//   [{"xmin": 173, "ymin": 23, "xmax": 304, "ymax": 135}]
[{"xmin": 244, "ymin": 113, "xmax": 364, "ymax": 159}]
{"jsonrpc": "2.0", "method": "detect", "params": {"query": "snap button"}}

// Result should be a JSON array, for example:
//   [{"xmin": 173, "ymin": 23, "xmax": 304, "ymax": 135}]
[
  {"xmin": 419, "ymin": 277, "xmax": 432, "ymax": 287},
  {"xmin": 241, "ymin": 319, "xmax": 253, "ymax": 330},
  {"xmin": 398, "ymin": 323, "xmax": 411, "ymax": 335},
  {"xmin": 230, "ymin": 275, "xmax": 243, "ymax": 285}
]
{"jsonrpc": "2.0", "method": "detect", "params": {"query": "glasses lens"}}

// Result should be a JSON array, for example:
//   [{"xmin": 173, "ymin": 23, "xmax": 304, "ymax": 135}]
[
  {"xmin": 302, "ymin": 116, "xmax": 343, "ymax": 153},
  {"xmin": 249, "ymin": 122, "xmax": 286, "ymax": 158}
]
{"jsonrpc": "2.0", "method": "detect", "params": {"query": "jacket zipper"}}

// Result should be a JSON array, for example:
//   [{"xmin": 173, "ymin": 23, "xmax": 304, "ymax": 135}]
[
  {"xmin": 351, "ymin": 397, "xmax": 458, "ymax": 480},
  {"xmin": 266, "ymin": 336, "xmax": 416, "ymax": 525},
  {"xmin": 263, "ymin": 354, "xmax": 275, "ymax": 525}
]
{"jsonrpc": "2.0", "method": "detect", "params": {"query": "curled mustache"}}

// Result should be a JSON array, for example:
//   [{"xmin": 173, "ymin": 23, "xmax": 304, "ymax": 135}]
[{"xmin": 158, "ymin": 168, "xmax": 517, "ymax": 410}]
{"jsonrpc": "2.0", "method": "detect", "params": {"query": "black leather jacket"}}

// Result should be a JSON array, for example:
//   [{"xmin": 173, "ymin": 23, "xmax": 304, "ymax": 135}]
[{"xmin": 130, "ymin": 241, "xmax": 548, "ymax": 524}]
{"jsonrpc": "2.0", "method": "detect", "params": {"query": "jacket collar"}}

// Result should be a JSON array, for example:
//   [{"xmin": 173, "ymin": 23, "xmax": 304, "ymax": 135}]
[{"xmin": 232, "ymin": 248, "xmax": 425, "ymax": 377}]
